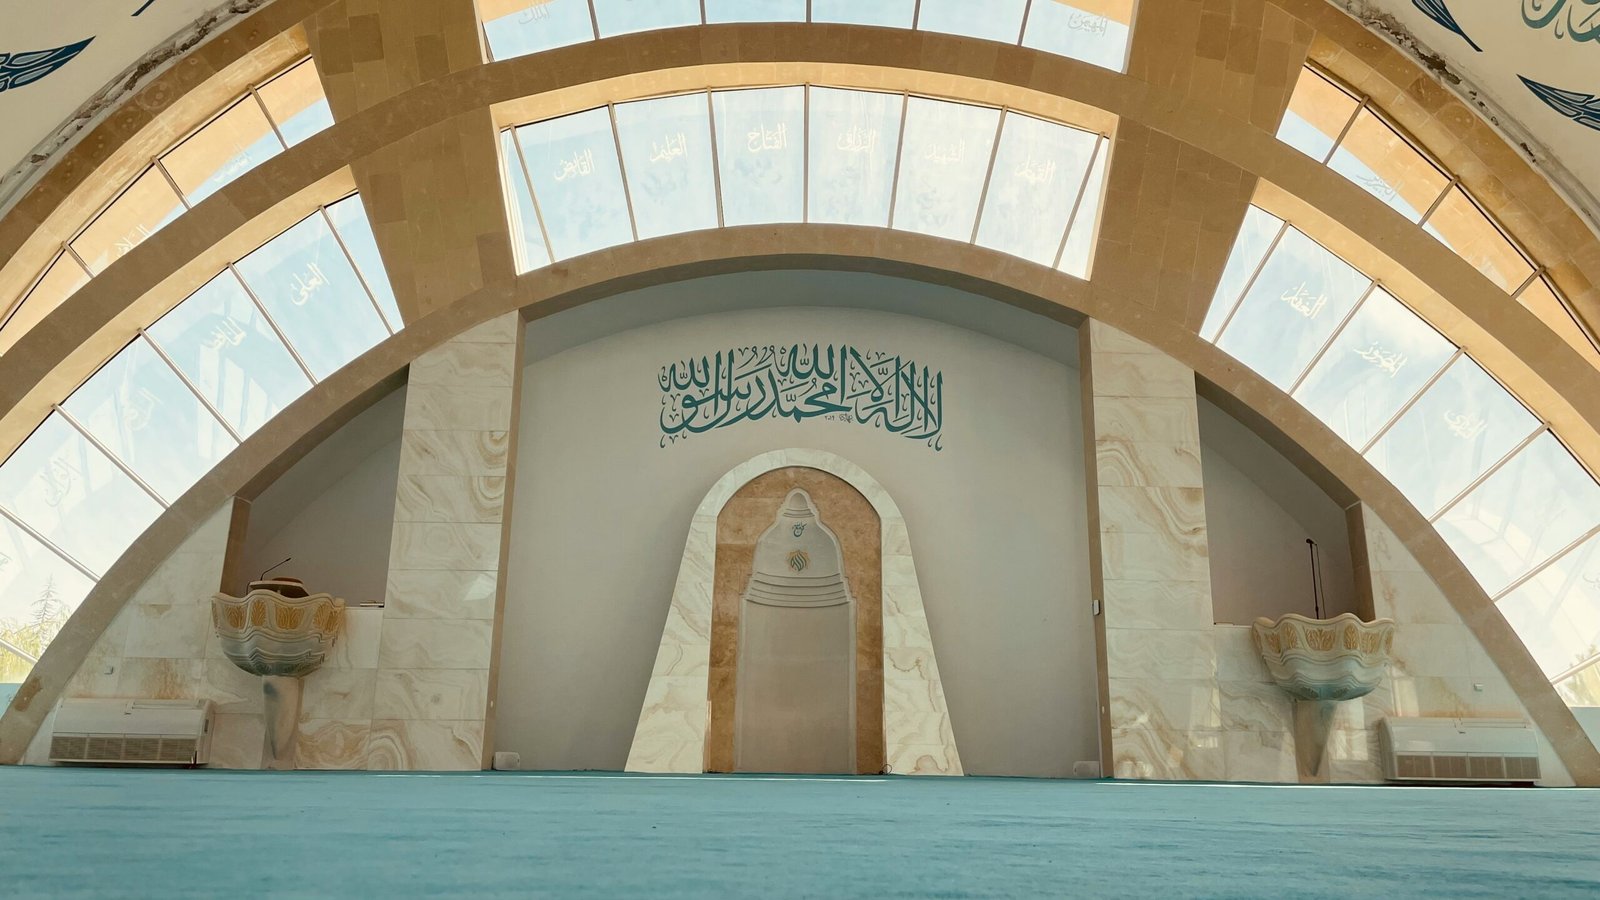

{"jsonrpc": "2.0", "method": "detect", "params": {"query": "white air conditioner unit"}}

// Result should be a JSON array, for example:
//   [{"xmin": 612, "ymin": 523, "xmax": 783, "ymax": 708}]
[
  {"xmin": 1378, "ymin": 717, "xmax": 1540, "ymax": 784},
  {"xmin": 49, "ymin": 699, "xmax": 214, "ymax": 766}
]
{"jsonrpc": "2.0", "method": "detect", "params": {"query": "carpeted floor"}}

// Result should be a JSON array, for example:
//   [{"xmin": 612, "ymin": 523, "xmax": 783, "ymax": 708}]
[{"xmin": 1, "ymin": 768, "xmax": 1596, "ymax": 898}]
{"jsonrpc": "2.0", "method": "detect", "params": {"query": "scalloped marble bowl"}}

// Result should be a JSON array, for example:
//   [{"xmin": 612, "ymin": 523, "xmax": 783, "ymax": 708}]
[
  {"xmin": 1251, "ymin": 612, "xmax": 1396, "ymax": 702},
  {"xmin": 211, "ymin": 587, "xmax": 345, "ymax": 678}
]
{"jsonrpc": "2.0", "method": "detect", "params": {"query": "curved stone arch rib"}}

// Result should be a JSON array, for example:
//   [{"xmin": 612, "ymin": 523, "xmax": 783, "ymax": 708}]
[
  {"xmin": 625, "ymin": 448, "xmax": 962, "ymax": 776},
  {"xmin": 1, "ymin": 231, "xmax": 1595, "ymax": 781},
  {"xmin": 6, "ymin": 27, "xmax": 1598, "ymax": 475}
]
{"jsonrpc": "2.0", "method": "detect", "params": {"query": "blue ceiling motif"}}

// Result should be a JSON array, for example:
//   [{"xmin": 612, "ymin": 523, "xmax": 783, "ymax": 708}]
[
  {"xmin": 1412, "ymin": 0, "xmax": 1482, "ymax": 51},
  {"xmin": 1521, "ymin": 75, "xmax": 1600, "ymax": 131},
  {"xmin": 1522, "ymin": 0, "xmax": 1600, "ymax": 43},
  {"xmin": 0, "ymin": 38, "xmax": 94, "ymax": 94}
]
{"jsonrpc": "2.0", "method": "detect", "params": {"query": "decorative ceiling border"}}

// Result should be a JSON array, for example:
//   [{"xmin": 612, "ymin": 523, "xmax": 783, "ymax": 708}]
[
  {"xmin": 0, "ymin": 0, "xmax": 277, "ymax": 219},
  {"xmin": 1327, "ymin": 0, "xmax": 1600, "ymax": 238}
]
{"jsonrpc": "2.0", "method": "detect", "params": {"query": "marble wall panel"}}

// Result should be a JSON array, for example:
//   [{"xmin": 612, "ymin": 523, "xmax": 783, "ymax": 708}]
[
  {"xmin": 378, "ymin": 617, "xmax": 493, "ymax": 670},
  {"xmin": 394, "ymin": 476, "xmax": 506, "ymax": 524},
  {"xmin": 301, "ymin": 668, "xmax": 379, "ymax": 720},
  {"xmin": 373, "ymin": 668, "xmax": 489, "ymax": 720},
  {"xmin": 1106, "ymin": 629, "xmax": 1218, "ymax": 681},
  {"xmin": 403, "ymin": 385, "xmax": 514, "ymax": 433},
  {"xmin": 296, "ymin": 718, "xmax": 372, "ymax": 769},
  {"xmin": 368, "ymin": 719, "xmax": 484, "ymax": 770},
  {"xmin": 361, "ymin": 314, "xmax": 521, "ymax": 771},
  {"xmin": 1103, "ymin": 579, "xmax": 1212, "ymax": 631},
  {"xmin": 210, "ymin": 713, "xmax": 265, "ymax": 769},
  {"xmin": 388, "ymin": 522, "xmax": 503, "ymax": 571},
  {"xmin": 384, "ymin": 569, "xmax": 498, "ymax": 620},
  {"xmin": 326, "ymin": 608, "xmax": 383, "ymax": 668},
  {"xmin": 1094, "ymin": 439, "xmax": 1205, "ymax": 489},
  {"xmin": 397, "ymin": 429, "xmax": 510, "ymax": 476}
]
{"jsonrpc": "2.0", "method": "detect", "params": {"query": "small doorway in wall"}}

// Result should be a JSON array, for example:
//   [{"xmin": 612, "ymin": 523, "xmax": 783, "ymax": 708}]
[{"xmin": 708, "ymin": 468, "xmax": 884, "ymax": 775}]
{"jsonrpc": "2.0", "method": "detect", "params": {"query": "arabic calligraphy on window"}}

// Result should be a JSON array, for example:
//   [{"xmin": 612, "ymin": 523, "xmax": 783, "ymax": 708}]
[{"xmin": 658, "ymin": 343, "xmax": 944, "ymax": 450}]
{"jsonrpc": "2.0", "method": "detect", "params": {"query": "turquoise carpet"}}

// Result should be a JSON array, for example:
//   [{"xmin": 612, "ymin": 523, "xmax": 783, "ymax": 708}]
[{"xmin": 1, "ymin": 768, "xmax": 1596, "ymax": 898}]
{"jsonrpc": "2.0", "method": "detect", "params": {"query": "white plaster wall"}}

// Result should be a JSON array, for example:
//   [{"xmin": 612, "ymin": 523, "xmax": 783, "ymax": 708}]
[
  {"xmin": 1198, "ymin": 399, "xmax": 1355, "ymax": 626},
  {"xmin": 499, "ymin": 301, "xmax": 1097, "ymax": 776},
  {"xmin": 240, "ymin": 386, "xmax": 404, "ymax": 605}
]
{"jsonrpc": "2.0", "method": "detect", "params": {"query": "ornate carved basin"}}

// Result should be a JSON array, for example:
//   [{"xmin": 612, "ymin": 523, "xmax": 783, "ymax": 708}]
[
  {"xmin": 211, "ymin": 578, "xmax": 344, "ymax": 769},
  {"xmin": 1252, "ymin": 612, "xmax": 1396, "ymax": 778},
  {"xmin": 1251, "ymin": 612, "xmax": 1396, "ymax": 702},
  {"xmin": 211, "ymin": 579, "xmax": 345, "ymax": 677}
]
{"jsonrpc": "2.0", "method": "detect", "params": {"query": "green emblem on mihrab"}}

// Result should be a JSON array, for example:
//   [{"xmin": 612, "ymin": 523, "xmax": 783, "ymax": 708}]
[{"xmin": 787, "ymin": 550, "xmax": 810, "ymax": 573}]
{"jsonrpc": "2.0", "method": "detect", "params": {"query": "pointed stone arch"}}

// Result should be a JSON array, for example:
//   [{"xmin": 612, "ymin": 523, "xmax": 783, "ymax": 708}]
[{"xmin": 625, "ymin": 448, "xmax": 961, "ymax": 776}]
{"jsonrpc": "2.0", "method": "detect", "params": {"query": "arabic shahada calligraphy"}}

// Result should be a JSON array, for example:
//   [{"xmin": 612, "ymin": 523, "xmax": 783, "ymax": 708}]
[{"xmin": 658, "ymin": 344, "xmax": 944, "ymax": 450}]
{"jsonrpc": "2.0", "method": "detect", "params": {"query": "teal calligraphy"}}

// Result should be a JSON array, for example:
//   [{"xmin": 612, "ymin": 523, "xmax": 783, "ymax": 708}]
[
  {"xmin": 1523, "ymin": 0, "xmax": 1600, "ymax": 43},
  {"xmin": 659, "ymin": 343, "xmax": 944, "ymax": 450}
]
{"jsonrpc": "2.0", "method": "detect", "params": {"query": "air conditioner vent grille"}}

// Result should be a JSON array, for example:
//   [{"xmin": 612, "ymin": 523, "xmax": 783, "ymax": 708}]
[
  {"xmin": 1505, "ymin": 755, "xmax": 1541, "ymax": 781},
  {"xmin": 1469, "ymin": 755, "xmax": 1505, "ymax": 780},
  {"xmin": 48, "ymin": 735, "xmax": 86, "ymax": 761},
  {"xmin": 48, "ymin": 698, "xmax": 215, "ymax": 765},
  {"xmin": 1378, "ymin": 717, "xmax": 1543, "ymax": 784},
  {"xmin": 158, "ymin": 738, "xmax": 198, "ymax": 762},
  {"xmin": 1395, "ymin": 754, "xmax": 1433, "ymax": 779},
  {"xmin": 122, "ymin": 737, "xmax": 161, "ymax": 762}
]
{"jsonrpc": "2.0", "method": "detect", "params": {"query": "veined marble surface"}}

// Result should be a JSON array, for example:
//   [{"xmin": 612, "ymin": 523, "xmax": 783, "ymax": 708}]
[{"xmin": 626, "ymin": 448, "xmax": 962, "ymax": 776}]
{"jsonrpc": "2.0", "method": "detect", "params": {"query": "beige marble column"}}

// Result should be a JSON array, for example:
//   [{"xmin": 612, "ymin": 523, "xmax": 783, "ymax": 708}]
[
  {"xmin": 1081, "ymin": 319, "xmax": 1222, "ymax": 780},
  {"xmin": 372, "ymin": 313, "xmax": 522, "ymax": 770}
]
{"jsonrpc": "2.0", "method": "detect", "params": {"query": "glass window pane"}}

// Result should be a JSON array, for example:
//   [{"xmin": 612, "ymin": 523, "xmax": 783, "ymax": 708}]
[
  {"xmin": 70, "ymin": 168, "xmax": 186, "ymax": 274},
  {"xmin": 62, "ymin": 338, "xmax": 236, "ymax": 502},
  {"xmin": 323, "ymin": 197, "xmax": 403, "ymax": 330},
  {"xmin": 500, "ymin": 130, "xmax": 554, "ymax": 272},
  {"xmin": 1022, "ymin": 1, "xmax": 1134, "ymax": 72},
  {"xmin": 593, "ymin": 0, "xmax": 699, "ymax": 37},
  {"xmin": 614, "ymin": 94, "xmax": 718, "ymax": 239},
  {"xmin": 1435, "ymin": 432, "xmax": 1600, "ymax": 596},
  {"xmin": 516, "ymin": 108, "xmax": 634, "ymax": 259},
  {"xmin": 233, "ymin": 213, "xmax": 389, "ymax": 379},
  {"xmin": 147, "ymin": 270, "xmax": 312, "ymax": 436},
  {"xmin": 1276, "ymin": 69, "xmax": 1358, "ymax": 163},
  {"xmin": 160, "ymin": 97, "xmax": 285, "ymax": 205},
  {"xmin": 256, "ymin": 60, "xmax": 334, "ymax": 147},
  {"xmin": 1201, "ymin": 206, "xmax": 1284, "ymax": 340},
  {"xmin": 918, "ymin": 0, "xmax": 1028, "ymax": 44},
  {"xmin": 1497, "ymin": 532, "xmax": 1600, "ymax": 678},
  {"xmin": 1516, "ymin": 276, "xmax": 1600, "ymax": 368},
  {"xmin": 808, "ymin": 88, "xmax": 902, "ymax": 228},
  {"xmin": 1423, "ymin": 187, "xmax": 1533, "ymax": 294},
  {"xmin": 713, "ymin": 87, "xmax": 804, "ymax": 226},
  {"xmin": 705, "ymin": 0, "xmax": 805, "ymax": 22},
  {"xmin": 0, "ymin": 414, "xmax": 163, "ymax": 575},
  {"xmin": 0, "ymin": 253, "xmax": 91, "ymax": 355},
  {"xmin": 481, "ymin": 0, "xmax": 595, "ymax": 60},
  {"xmin": 0, "ymin": 516, "xmax": 95, "ymax": 647},
  {"xmin": 811, "ymin": 0, "xmax": 915, "ymax": 26},
  {"xmin": 1291, "ymin": 288, "xmax": 1455, "ymax": 449},
  {"xmin": 1058, "ymin": 136, "xmax": 1108, "ymax": 279},
  {"xmin": 975, "ymin": 114, "xmax": 1098, "ymax": 265},
  {"xmin": 1327, "ymin": 110, "xmax": 1448, "ymax": 223},
  {"xmin": 1214, "ymin": 228, "xmax": 1371, "ymax": 389},
  {"xmin": 891, "ymin": 98, "xmax": 1000, "ymax": 242},
  {"xmin": 1364, "ymin": 355, "xmax": 1539, "ymax": 516}
]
